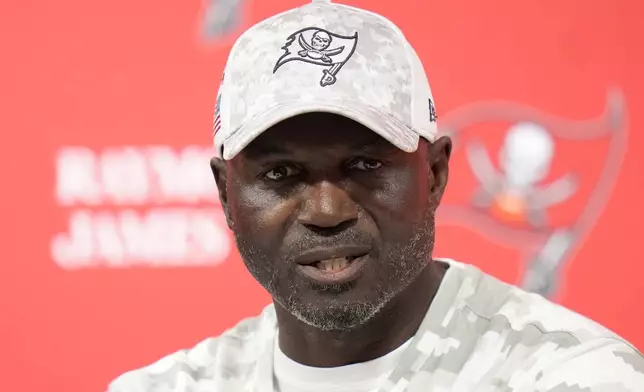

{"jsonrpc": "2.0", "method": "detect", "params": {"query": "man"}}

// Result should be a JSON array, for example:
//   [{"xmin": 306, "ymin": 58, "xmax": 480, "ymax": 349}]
[{"xmin": 109, "ymin": 0, "xmax": 644, "ymax": 391}]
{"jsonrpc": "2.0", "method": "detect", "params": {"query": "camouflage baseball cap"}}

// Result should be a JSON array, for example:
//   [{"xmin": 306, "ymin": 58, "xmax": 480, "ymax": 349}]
[{"xmin": 213, "ymin": 0, "xmax": 438, "ymax": 160}]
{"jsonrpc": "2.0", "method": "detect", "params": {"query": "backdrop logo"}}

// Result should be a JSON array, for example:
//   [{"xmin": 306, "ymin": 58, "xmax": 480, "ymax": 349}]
[
  {"xmin": 201, "ymin": 0, "xmax": 245, "ymax": 41},
  {"xmin": 437, "ymin": 90, "xmax": 628, "ymax": 297}
]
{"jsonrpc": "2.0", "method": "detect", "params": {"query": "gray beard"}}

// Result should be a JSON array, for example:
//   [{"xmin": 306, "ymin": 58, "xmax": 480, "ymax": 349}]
[{"xmin": 235, "ymin": 211, "xmax": 435, "ymax": 332}]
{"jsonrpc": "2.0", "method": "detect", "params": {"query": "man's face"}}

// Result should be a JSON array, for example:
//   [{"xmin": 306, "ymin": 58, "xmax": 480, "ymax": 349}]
[{"xmin": 212, "ymin": 113, "xmax": 449, "ymax": 331}]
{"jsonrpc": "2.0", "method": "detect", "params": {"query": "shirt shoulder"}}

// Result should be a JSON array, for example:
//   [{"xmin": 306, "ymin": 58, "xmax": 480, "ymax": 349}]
[
  {"xmin": 449, "ymin": 259, "xmax": 627, "ymax": 343},
  {"xmin": 533, "ymin": 340, "xmax": 644, "ymax": 391},
  {"xmin": 439, "ymin": 260, "xmax": 644, "ymax": 391},
  {"xmin": 107, "ymin": 305, "xmax": 277, "ymax": 392}
]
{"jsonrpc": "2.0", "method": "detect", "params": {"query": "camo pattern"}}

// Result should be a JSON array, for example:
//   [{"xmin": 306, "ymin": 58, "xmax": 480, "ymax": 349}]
[
  {"xmin": 108, "ymin": 259, "xmax": 644, "ymax": 392},
  {"xmin": 213, "ymin": 0, "xmax": 437, "ymax": 160}
]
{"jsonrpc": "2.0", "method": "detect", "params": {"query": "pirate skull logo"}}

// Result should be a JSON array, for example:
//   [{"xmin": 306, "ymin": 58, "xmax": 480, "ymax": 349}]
[
  {"xmin": 311, "ymin": 31, "xmax": 331, "ymax": 50},
  {"xmin": 436, "ymin": 90, "xmax": 627, "ymax": 297},
  {"xmin": 298, "ymin": 29, "xmax": 343, "ymax": 64},
  {"xmin": 468, "ymin": 122, "xmax": 578, "ymax": 228}
]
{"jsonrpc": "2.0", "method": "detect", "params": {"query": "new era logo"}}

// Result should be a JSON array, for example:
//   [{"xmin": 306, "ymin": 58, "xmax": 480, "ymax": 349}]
[{"xmin": 429, "ymin": 99, "xmax": 437, "ymax": 122}]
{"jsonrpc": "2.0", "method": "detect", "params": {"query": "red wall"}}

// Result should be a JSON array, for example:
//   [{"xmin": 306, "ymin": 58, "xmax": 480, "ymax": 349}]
[{"xmin": 1, "ymin": 0, "xmax": 642, "ymax": 391}]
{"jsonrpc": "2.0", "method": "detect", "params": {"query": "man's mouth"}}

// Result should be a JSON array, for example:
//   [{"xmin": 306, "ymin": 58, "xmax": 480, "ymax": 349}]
[
  {"xmin": 294, "ymin": 247, "xmax": 370, "ymax": 285},
  {"xmin": 313, "ymin": 255, "xmax": 362, "ymax": 272}
]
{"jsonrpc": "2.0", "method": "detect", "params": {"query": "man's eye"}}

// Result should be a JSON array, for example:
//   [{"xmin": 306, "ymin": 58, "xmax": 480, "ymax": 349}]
[
  {"xmin": 264, "ymin": 165, "xmax": 299, "ymax": 181},
  {"xmin": 349, "ymin": 158, "xmax": 383, "ymax": 171}
]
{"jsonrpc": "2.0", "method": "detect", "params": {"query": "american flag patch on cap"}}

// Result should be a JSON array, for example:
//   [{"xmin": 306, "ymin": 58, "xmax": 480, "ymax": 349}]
[{"xmin": 213, "ymin": 93, "xmax": 222, "ymax": 136}]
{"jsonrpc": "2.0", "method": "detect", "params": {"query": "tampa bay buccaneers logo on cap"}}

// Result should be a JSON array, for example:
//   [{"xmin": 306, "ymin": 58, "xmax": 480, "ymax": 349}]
[{"xmin": 273, "ymin": 27, "xmax": 358, "ymax": 87}]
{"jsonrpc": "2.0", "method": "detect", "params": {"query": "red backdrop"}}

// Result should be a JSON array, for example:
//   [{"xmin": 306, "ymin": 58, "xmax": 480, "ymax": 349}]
[{"xmin": 1, "ymin": 0, "xmax": 643, "ymax": 391}]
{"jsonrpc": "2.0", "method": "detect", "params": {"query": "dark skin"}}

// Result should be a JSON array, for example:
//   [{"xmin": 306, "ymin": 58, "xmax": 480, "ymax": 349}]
[{"xmin": 211, "ymin": 112, "xmax": 452, "ymax": 367}]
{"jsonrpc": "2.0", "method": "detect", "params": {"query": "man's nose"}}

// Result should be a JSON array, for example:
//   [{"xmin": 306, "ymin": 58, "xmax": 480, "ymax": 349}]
[{"xmin": 297, "ymin": 181, "xmax": 358, "ymax": 232}]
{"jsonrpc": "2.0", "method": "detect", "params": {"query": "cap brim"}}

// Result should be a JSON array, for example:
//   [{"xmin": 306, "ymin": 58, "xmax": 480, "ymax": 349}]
[{"xmin": 221, "ymin": 100, "xmax": 420, "ymax": 160}]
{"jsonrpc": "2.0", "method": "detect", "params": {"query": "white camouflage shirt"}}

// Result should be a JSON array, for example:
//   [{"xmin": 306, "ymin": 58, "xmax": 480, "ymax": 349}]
[{"xmin": 109, "ymin": 260, "xmax": 644, "ymax": 391}]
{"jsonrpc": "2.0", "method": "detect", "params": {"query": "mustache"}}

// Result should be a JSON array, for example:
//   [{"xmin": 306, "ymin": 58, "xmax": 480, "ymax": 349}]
[{"xmin": 280, "ymin": 230, "xmax": 375, "ymax": 261}]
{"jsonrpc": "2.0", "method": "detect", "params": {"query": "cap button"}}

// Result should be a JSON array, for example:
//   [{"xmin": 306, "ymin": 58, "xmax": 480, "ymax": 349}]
[{"xmin": 312, "ymin": 0, "xmax": 331, "ymax": 3}]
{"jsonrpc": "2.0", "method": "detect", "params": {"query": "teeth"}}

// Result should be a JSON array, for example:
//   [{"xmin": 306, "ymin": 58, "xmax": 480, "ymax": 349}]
[{"xmin": 317, "ymin": 257, "xmax": 349, "ymax": 272}]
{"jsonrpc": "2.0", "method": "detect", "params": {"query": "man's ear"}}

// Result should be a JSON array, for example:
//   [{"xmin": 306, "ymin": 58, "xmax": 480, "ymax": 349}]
[
  {"xmin": 426, "ymin": 136, "xmax": 452, "ymax": 207},
  {"xmin": 210, "ymin": 157, "xmax": 234, "ymax": 230}
]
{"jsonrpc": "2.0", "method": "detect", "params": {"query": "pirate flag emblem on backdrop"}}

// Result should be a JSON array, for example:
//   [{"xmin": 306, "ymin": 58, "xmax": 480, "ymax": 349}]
[
  {"xmin": 436, "ymin": 89, "xmax": 628, "ymax": 298},
  {"xmin": 273, "ymin": 27, "xmax": 358, "ymax": 87},
  {"xmin": 200, "ymin": 0, "xmax": 246, "ymax": 41}
]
